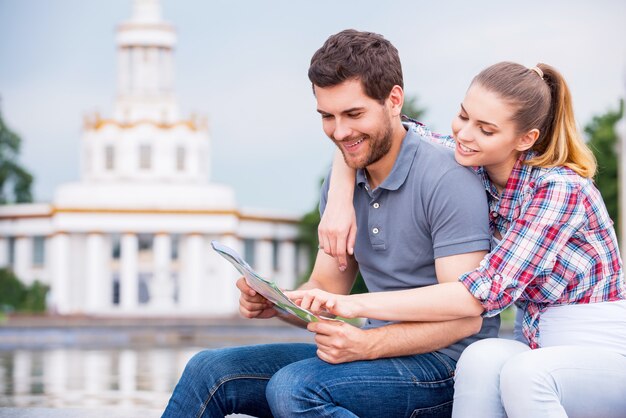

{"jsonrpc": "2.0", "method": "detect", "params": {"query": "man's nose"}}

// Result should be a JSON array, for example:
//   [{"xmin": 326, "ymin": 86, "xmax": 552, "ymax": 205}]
[{"xmin": 333, "ymin": 120, "xmax": 353, "ymax": 142}]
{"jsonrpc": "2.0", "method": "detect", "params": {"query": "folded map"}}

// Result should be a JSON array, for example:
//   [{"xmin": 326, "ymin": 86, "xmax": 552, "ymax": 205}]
[{"xmin": 211, "ymin": 240, "xmax": 325, "ymax": 323}]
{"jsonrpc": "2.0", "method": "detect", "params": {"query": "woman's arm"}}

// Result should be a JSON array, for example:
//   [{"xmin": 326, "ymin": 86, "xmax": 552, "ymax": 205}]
[
  {"xmin": 287, "ymin": 250, "xmax": 487, "ymax": 322},
  {"xmin": 318, "ymin": 149, "xmax": 357, "ymax": 271},
  {"xmin": 287, "ymin": 281, "xmax": 484, "ymax": 321}
]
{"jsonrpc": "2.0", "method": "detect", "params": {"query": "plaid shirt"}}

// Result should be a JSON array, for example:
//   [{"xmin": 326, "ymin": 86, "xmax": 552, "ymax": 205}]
[{"xmin": 410, "ymin": 121, "xmax": 626, "ymax": 348}]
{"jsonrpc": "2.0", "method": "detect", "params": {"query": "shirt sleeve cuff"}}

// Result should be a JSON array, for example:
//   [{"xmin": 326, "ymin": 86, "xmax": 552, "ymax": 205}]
[
  {"xmin": 458, "ymin": 270, "xmax": 503, "ymax": 317},
  {"xmin": 433, "ymin": 236, "xmax": 490, "ymax": 258}
]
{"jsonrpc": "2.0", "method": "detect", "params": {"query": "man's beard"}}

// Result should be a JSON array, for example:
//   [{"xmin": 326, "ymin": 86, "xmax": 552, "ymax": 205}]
[{"xmin": 338, "ymin": 121, "xmax": 394, "ymax": 170}]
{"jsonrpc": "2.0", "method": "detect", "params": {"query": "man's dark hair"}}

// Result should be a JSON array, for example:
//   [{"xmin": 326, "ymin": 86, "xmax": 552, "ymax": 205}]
[{"xmin": 308, "ymin": 29, "xmax": 403, "ymax": 103}]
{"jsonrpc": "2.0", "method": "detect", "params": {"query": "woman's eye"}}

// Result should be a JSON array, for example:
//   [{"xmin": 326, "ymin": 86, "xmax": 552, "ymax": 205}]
[
  {"xmin": 458, "ymin": 114, "xmax": 468, "ymax": 121},
  {"xmin": 480, "ymin": 128, "xmax": 494, "ymax": 136}
]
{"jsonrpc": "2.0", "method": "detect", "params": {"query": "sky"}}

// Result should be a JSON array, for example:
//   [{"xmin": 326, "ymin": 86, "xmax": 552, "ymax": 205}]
[{"xmin": 1, "ymin": 0, "xmax": 625, "ymax": 215}]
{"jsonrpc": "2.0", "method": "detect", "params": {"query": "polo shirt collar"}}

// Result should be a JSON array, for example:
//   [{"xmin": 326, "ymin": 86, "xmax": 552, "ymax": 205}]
[{"xmin": 356, "ymin": 127, "xmax": 419, "ymax": 192}]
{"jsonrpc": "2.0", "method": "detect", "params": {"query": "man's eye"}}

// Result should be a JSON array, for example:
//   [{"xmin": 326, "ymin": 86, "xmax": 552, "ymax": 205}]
[
  {"xmin": 347, "ymin": 113, "xmax": 362, "ymax": 118},
  {"xmin": 321, "ymin": 114, "xmax": 333, "ymax": 119}
]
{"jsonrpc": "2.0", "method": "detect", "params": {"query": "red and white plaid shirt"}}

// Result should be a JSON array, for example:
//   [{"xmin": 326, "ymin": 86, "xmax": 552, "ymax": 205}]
[{"xmin": 411, "ymin": 121, "xmax": 626, "ymax": 348}]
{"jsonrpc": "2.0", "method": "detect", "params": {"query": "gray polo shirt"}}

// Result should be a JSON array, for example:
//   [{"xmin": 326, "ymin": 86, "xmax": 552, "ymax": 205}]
[{"xmin": 320, "ymin": 127, "xmax": 500, "ymax": 361}]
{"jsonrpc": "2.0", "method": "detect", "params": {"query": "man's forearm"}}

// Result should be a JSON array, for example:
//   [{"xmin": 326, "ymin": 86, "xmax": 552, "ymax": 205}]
[{"xmin": 363, "ymin": 316, "xmax": 483, "ymax": 359}]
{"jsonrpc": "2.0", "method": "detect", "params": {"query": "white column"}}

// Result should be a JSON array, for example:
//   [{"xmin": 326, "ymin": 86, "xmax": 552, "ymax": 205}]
[
  {"xmin": 14, "ymin": 236, "xmax": 32, "ymax": 285},
  {"xmin": 150, "ymin": 233, "xmax": 173, "ymax": 310},
  {"xmin": 120, "ymin": 233, "xmax": 139, "ymax": 311},
  {"xmin": 254, "ymin": 239, "xmax": 273, "ymax": 279},
  {"xmin": 0, "ymin": 237, "xmax": 8, "ymax": 267},
  {"xmin": 50, "ymin": 233, "xmax": 70, "ymax": 314},
  {"xmin": 278, "ymin": 241, "xmax": 296, "ymax": 290},
  {"xmin": 86, "ymin": 233, "xmax": 107, "ymax": 313},
  {"xmin": 180, "ymin": 233, "xmax": 203, "ymax": 310}
]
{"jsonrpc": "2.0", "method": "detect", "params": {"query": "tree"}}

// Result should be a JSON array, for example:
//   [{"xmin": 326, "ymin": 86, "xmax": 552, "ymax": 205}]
[
  {"xmin": 0, "ymin": 105, "xmax": 34, "ymax": 203},
  {"xmin": 401, "ymin": 95, "xmax": 427, "ymax": 121},
  {"xmin": 0, "ymin": 268, "xmax": 48, "ymax": 313},
  {"xmin": 585, "ymin": 102, "xmax": 623, "ymax": 232}
]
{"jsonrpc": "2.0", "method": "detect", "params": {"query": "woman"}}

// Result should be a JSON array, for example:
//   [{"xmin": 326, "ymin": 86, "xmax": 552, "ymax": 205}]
[{"xmin": 288, "ymin": 62, "xmax": 626, "ymax": 417}]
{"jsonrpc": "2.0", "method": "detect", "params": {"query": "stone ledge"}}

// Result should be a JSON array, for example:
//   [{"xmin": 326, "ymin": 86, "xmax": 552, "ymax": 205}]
[
  {"xmin": 0, "ymin": 408, "xmax": 252, "ymax": 418},
  {"xmin": 0, "ymin": 407, "xmax": 162, "ymax": 418}
]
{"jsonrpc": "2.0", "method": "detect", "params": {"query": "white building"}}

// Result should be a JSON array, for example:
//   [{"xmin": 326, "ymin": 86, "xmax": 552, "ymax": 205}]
[{"xmin": 0, "ymin": 0, "xmax": 307, "ymax": 316}]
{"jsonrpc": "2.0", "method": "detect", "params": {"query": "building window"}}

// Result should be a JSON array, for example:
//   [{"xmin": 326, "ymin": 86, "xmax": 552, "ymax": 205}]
[
  {"xmin": 171, "ymin": 234, "xmax": 179, "ymax": 260},
  {"xmin": 272, "ymin": 240, "xmax": 280, "ymax": 271},
  {"xmin": 243, "ymin": 239, "xmax": 255, "ymax": 268},
  {"xmin": 105, "ymin": 145, "xmax": 115, "ymax": 170},
  {"xmin": 32, "ymin": 236, "xmax": 45, "ymax": 266},
  {"xmin": 176, "ymin": 146, "xmax": 186, "ymax": 171},
  {"xmin": 111, "ymin": 234, "xmax": 121, "ymax": 259},
  {"xmin": 7, "ymin": 237, "xmax": 15, "ymax": 266},
  {"xmin": 112, "ymin": 272, "xmax": 120, "ymax": 305},
  {"xmin": 137, "ymin": 234, "xmax": 153, "ymax": 252},
  {"xmin": 139, "ymin": 144, "xmax": 152, "ymax": 170}
]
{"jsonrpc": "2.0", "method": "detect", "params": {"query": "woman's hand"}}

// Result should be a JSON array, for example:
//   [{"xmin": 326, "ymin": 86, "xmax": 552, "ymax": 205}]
[
  {"xmin": 318, "ymin": 198, "xmax": 357, "ymax": 272},
  {"xmin": 285, "ymin": 288, "xmax": 361, "ymax": 319},
  {"xmin": 319, "ymin": 149, "xmax": 358, "ymax": 272}
]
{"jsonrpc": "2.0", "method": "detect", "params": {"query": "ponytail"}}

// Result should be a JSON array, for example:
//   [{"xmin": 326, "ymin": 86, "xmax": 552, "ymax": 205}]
[{"xmin": 526, "ymin": 64, "xmax": 596, "ymax": 178}]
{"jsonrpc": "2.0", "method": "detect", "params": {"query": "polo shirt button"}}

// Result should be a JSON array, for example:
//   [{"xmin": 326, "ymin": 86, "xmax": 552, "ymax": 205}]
[
  {"xmin": 372, "ymin": 227, "xmax": 379, "ymax": 234},
  {"xmin": 373, "ymin": 202, "xmax": 380, "ymax": 209}
]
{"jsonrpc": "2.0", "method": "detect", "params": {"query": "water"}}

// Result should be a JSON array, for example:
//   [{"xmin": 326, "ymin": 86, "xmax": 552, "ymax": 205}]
[
  {"xmin": 0, "ymin": 322, "xmax": 514, "ymax": 412},
  {"xmin": 0, "ymin": 324, "xmax": 313, "ymax": 411},
  {"xmin": 0, "ymin": 347, "xmax": 198, "ymax": 410}
]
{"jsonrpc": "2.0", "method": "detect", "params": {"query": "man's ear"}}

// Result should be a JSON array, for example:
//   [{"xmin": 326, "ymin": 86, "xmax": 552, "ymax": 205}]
[
  {"xmin": 387, "ymin": 85, "xmax": 404, "ymax": 117},
  {"xmin": 516, "ymin": 128, "xmax": 540, "ymax": 152}
]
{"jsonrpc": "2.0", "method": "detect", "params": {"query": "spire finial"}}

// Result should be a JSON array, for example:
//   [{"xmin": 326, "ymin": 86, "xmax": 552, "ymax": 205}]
[{"xmin": 132, "ymin": 0, "xmax": 162, "ymax": 23}]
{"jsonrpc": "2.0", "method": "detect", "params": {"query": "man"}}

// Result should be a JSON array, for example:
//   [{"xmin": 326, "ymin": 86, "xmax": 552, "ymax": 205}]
[{"xmin": 162, "ymin": 29, "xmax": 499, "ymax": 418}]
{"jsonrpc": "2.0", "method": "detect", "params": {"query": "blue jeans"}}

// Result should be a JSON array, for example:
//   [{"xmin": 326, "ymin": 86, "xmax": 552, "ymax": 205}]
[{"xmin": 162, "ymin": 343, "xmax": 456, "ymax": 418}]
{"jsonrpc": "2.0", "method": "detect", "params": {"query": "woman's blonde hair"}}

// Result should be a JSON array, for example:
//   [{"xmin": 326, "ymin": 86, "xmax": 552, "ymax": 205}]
[{"xmin": 472, "ymin": 62, "xmax": 596, "ymax": 178}]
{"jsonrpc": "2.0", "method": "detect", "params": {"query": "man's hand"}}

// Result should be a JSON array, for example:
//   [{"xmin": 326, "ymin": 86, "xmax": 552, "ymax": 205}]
[
  {"xmin": 308, "ymin": 320, "xmax": 375, "ymax": 364},
  {"xmin": 236, "ymin": 277, "xmax": 277, "ymax": 319}
]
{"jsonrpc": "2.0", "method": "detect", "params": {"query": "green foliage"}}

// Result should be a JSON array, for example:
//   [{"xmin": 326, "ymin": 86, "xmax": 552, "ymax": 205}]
[
  {"xmin": 585, "ymin": 103, "xmax": 623, "ymax": 232},
  {"xmin": 21, "ymin": 280, "xmax": 48, "ymax": 312},
  {"xmin": 0, "ymin": 268, "xmax": 25, "ymax": 310},
  {"xmin": 0, "ymin": 268, "xmax": 48, "ymax": 312},
  {"xmin": 297, "ymin": 200, "xmax": 322, "ymax": 287},
  {"xmin": 0, "ymin": 109, "xmax": 34, "ymax": 203},
  {"xmin": 401, "ymin": 96, "xmax": 426, "ymax": 121}
]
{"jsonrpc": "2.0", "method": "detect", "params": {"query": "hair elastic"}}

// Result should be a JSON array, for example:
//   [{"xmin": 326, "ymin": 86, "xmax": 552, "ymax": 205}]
[{"xmin": 529, "ymin": 66, "xmax": 544, "ymax": 79}]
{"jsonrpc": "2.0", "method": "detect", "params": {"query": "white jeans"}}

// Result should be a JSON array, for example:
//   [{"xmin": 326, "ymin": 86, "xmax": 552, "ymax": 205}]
[{"xmin": 452, "ymin": 338, "xmax": 626, "ymax": 418}]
